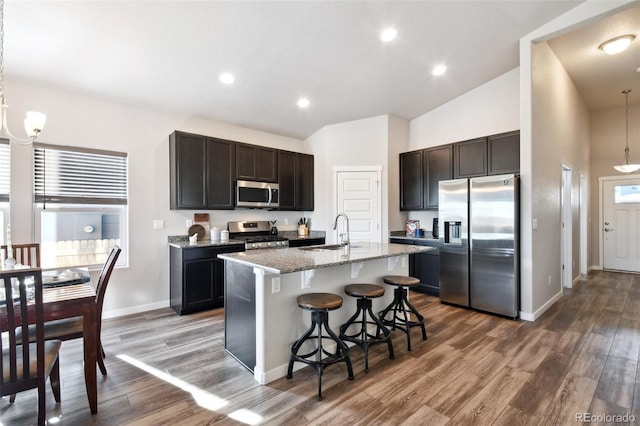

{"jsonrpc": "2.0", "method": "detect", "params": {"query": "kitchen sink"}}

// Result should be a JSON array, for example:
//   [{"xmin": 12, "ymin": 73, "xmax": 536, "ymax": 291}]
[
  {"xmin": 299, "ymin": 244, "xmax": 362, "ymax": 251},
  {"xmin": 299, "ymin": 244, "xmax": 346, "ymax": 251}
]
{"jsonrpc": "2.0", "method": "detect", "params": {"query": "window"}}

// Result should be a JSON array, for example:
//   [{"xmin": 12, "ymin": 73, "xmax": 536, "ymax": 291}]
[
  {"xmin": 0, "ymin": 139, "xmax": 9, "ymax": 245},
  {"xmin": 34, "ymin": 144, "xmax": 128, "ymax": 269},
  {"xmin": 614, "ymin": 185, "xmax": 640, "ymax": 204}
]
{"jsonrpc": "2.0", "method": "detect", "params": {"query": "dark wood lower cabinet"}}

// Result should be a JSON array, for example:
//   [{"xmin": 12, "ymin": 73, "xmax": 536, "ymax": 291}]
[
  {"xmin": 170, "ymin": 243, "xmax": 245, "ymax": 315},
  {"xmin": 390, "ymin": 237, "xmax": 440, "ymax": 296}
]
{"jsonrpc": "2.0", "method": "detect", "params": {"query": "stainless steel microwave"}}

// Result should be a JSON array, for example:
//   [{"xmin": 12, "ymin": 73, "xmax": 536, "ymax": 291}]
[{"xmin": 236, "ymin": 180, "xmax": 279, "ymax": 208}]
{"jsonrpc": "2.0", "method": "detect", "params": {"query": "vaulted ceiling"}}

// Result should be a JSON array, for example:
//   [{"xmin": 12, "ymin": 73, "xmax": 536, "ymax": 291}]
[{"xmin": 7, "ymin": 1, "xmax": 633, "ymax": 140}]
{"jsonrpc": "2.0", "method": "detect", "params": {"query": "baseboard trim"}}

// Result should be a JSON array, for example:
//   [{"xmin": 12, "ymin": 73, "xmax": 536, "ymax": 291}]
[
  {"xmin": 519, "ymin": 289, "xmax": 563, "ymax": 322},
  {"xmin": 103, "ymin": 301, "xmax": 169, "ymax": 319}
]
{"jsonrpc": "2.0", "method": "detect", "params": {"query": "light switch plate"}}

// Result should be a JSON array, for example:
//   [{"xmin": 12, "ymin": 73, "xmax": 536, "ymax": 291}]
[
  {"xmin": 532, "ymin": 219, "xmax": 538, "ymax": 230},
  {"xmin": 153, "ymin": 219, "xmax": 165, "ymax": 229}
]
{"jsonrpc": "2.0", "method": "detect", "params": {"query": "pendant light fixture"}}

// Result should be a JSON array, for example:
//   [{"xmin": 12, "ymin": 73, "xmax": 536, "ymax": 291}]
[
  {"xmin": 613, "ymin": 89, "xmax": 640, "ymax": 174},
  {"xmin": 0, "ymin": 0, "xmax": 46, "ymax": 146}
]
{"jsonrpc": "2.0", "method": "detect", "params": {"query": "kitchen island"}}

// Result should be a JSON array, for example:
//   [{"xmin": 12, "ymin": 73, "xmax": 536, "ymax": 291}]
[{"xmin": 219, "ymin": 242, "xmax": 434, "ymax": 384}]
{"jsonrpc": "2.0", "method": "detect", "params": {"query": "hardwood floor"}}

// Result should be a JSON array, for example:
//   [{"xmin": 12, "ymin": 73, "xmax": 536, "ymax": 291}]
[{"xmin": 2, "ymin": 270, "xmax": 640, "ymax": 425}]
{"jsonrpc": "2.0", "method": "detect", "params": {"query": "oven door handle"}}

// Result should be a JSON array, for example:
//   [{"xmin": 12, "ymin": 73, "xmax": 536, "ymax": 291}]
[{"xmin": 267, "ymin": 185, "xmax": 272, "ymax": 205}]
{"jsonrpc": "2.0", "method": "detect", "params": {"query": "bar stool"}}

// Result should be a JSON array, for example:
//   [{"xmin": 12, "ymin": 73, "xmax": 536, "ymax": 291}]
[
  {"xmin": 340, "ymin": 284, "xmax": 394, "ymax": 373},
  {"xmin": 287, "ymin": 293, "xmax": 354, "ymax": 400},
  {"xmin": 379, "ymin": 275, "xmax": 427, "ymax": 351}
]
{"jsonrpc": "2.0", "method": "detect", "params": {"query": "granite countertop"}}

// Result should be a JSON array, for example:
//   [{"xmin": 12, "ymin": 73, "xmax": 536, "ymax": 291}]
[
  {"xmin": 279, "ymin": 230, "xmax": 326, "ymax": 241},
  {"xmin": 218, "ymin": 242, "xmax": 434, "ymax": 274},
  {"xmin": 168, "ymin": 236, "xmax": 245, "ymax": 249},
  {"xmin": 389, "ymin": 230, "xmax": 439, "ymax": 242}
]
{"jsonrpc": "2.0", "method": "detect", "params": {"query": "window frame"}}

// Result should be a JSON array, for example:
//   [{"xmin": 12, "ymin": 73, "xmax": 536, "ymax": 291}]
[{"xmin": 33, "ymin": 143, "xmax": 129, "ymax": 270}]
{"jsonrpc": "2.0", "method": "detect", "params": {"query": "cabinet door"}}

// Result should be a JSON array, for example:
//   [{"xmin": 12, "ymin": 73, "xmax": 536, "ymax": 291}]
[
  {"xmin": 256, "ymin": 147, "xmax": 278, "ymax": 182},
  {"xmin": 277, "ymin": 150, "xmax": 296, "ymax": 210},
  {"xmin": 207, "ymin": 138, "xmax": 235, "ymax": 209},
  {"xmin": 236, "ymin": 144, "xmax": 278, "ymax": 182},
  {"xmin": 169, "ymin": 132, "xmax": 207, "ymax": 209},
  {"xmin": 488, "ymin": 130, "xmax": 520, "ymax": 175},
  {"xmin": 183, "ymin": 259, "xmax": 216, "ymax": 312},
  {"xmin": 400, "ymin": 150, "xmax": 424, "ymax": 210},
  {"xmin": 235, "ymin": 143, "xmax": 257, "ymax": 181},
  {"xmin": 410, "ymin": 252, "xmax": 440, "ymax": 296},
  {"xmin": 296, "ymin": 153, "xmax": 314, "ymax": 211},
  {"xmin": 454, "ymin": 138, "xmax": 487, "ymax": 178},
  {"xmin": 424, "ymin": 145, "xmax": 452, "ymax": 210}
]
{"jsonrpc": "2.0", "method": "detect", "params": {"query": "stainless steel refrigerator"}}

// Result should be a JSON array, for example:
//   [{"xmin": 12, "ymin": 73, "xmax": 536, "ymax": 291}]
[{"xmin": 438, "ymin": 174, "xmax": 519, "ymax": 318}]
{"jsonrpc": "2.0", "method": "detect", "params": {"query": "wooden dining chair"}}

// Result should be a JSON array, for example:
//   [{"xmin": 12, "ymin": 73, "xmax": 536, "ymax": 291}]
[
  {"xmin": 1, "ymin": 268, "xmax": 62, "ymax": 426},
  {"xmin": 1, "ymin": 243, "xmax": 41, "ymax": 268},
  {"xmin": 19, "ymin": 245, "xmax": 121, "ymax": 377}
]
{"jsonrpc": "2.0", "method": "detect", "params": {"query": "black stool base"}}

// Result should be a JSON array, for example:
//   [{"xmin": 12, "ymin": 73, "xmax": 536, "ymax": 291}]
[
  {"xmin": 340, "ymin": 297, "xmax": 394, "ymax": 373},
  {"xmin": 287, "ymin": 310, "xmax": 354, "ymax": 400},
  {"xmin": 379, "ymin": 286, "xmax": 427, "ymax": 351}
]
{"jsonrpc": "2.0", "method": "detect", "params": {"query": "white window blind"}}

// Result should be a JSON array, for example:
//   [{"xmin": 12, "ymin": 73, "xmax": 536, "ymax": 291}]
[
  {"xmin": 34, "ymin": 144, "xmax": 128, "ymax": 205},
  {"xmin": 0, "ymin": 139, "xmax": 9, "ymax": 202}
]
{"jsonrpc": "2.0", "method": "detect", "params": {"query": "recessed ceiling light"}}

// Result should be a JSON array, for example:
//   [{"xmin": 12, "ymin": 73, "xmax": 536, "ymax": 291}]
[
  {"xmin": 432, "ymin": 65, "xmax": 447, "ymax": 76},
  {"xmin": 380, "ymin": 28, "xmax": 397, "ymax": 42},
  {"xmin": 599, "ymin": 34, "xmax": 635, "ymax": 55},
  {"xmin": 218, "ymin": 73, "xmax": 235, "ymax": 84},
  {"xmin": 297, "ymin": 98, "xmax": 310, "ymax": 109}
]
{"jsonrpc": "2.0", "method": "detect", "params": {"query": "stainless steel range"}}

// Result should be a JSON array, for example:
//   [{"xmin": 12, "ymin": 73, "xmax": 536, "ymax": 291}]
[{"xmin": 228, "ymin": 221, "xmax": 289, "ymax": 250}]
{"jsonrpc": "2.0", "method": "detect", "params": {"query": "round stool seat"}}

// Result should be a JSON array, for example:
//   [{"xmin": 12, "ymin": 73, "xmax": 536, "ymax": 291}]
[
  {"xmin": 297, "ymin": 293, "xmax": 343, "ymax": 311},
  {"xmin": 383, "ymin": 275, "xmax": 420, "ymax": 287},
  {"xmin": 344, "ymin": 283, "xmax": 385, "ymax": 299}
]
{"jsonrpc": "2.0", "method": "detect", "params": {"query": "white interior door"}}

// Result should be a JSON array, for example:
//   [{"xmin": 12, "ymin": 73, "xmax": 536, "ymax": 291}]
[
  {"xmin": 603, "ymin": 178, "xmax": 640, "ymax": 272},
  {"xmin": 335, "ymin": 170, "xmax": 381, "ymax": 243}
]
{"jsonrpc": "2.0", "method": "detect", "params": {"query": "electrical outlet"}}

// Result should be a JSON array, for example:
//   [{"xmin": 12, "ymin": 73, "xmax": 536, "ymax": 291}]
[
  {"xmin": 532, "ymin": 219, "xmax": 538, "ymax": 230},
  {"xmin": 186, "ymin": 219, "xmax": 193, "ymax": 227},
  {"xmin": 153, "ymin": 219, "xmax": 165, "ymax": 230},
  {"xmin": 272, "ymin": 277, "xmax": 281, "ymax": 293},
  {"xmin": 401, "ymin": 256, "xmax": 406, "ymax": 267},
  {"xmin": 284, "ymin": 218, "xmax": 289, "ymax": 225}
]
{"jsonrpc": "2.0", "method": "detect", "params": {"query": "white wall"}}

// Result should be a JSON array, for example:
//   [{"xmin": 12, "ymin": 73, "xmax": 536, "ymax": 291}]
[
  {"xmin": 6, "ymin": 78, "xmax": 310, "ymax": 317},
  {"xmin": 407, "ymin": 68, "xmax": 521, "ymax": 234},
  {"xmin": 519, "ymin": 0, "xmax": 633, "ymax": 320},
  {"xmin": 590, "ymin": 103, "xmax": 640, "ymax": 267},
  {"xmin": 409, "ymin": 68, "xmax": 521, "ymax": 151},
  {"xmin": 306, "ymin": 114, "xmax": 403, "ymax": 244},
  {"xmin": 530, "ymin": 41, "xmax": 590, "ymax": 312}
]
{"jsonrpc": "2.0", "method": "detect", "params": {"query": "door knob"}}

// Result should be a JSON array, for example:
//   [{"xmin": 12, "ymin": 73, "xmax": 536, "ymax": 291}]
[
  {"xmin": 604, "ymin": 222, "xmax": 610, "ymax": 225},
  {"xmin": 604, "ymin": 228, "xmax": 614, "ymax": 232}
]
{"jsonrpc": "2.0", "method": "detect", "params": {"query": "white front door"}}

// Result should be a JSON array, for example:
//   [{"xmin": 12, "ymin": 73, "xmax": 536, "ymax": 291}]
[
  {"xmin": 335, "ymin": 170, "xmax": 381, "ymax": 244},
  {"xmin": 603, "ymin": 178, "xmax": 640, "ymax": 272}
]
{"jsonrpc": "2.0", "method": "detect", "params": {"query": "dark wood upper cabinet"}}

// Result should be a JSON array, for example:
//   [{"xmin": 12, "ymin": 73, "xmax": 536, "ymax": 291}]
[
  {"xmin": 236, "ymin": 143, "xmax": 278, "ymax": 182},
  {"xmin": 488, "ymin": 130, "xmax": 520, "ymax": 175},
  {"xmin": 400, "ymin": 150, "xmax": 424, "ymax": 211},
  {"xmin": 170, "ymin": 131, "xmax": 207, "ymax": 210},
  {"xmin": 424, "ymin": 145, "xmax": 452, "ymax": 210},
  {"xmin": 296, "ymin": 153, "xmax": 314, "ymax": 211},
  {"xmin": 277, "ymin": 150, "xmax": 296, "ymax": 210},
  {"xmin": 170, "ymin": 131, "xmax": 235, "ymax": 210},
  {"xmin": 453, "ymin": 137, "xmax": 488, "ymax": 178},
  {"xmin": 278, "ymin": 150, "xmax": 314, "ymax": 211},
  {"xmin": 206, "ymin": 137, "xmax": 236, "ymax": 209}
]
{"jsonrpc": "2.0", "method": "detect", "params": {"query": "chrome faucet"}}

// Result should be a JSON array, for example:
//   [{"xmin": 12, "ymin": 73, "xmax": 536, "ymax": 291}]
[{"xmin": 332, "ymin": 213, "xmax": 350, "ymax": 248}]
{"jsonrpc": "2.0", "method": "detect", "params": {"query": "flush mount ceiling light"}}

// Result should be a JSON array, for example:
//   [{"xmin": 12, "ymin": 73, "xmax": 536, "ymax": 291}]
[
  {"xmin": 599, "ymin": 34, "xmax": 635, "ymax": 55},
  {"xmin": 432, "ymin": 64, "xmax": 447, "ymax": 76},
  {"xmin": 380, "ymin": 28, "xmax": 397, "ymax": 42},
  {"xmin": 218, "ymin": 73, "xmax": 235, "ymax": 85},
  {"xmin": 297, "ymin": 98, "xmax": 310, "ymax": 109},
  {"xmin": 0, "ymin": 0, "xmax": 46, "ymax": 146},
  {"xmin": 613, "ymin": 89, "xmax": 640, "ymax": 173}
]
